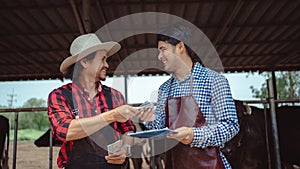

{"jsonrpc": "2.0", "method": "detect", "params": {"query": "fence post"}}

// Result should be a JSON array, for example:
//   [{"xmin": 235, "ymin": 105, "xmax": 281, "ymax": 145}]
[
  {"xmin": 267, "ymin": 78, "xmax": 281, "ymax": 169},
  {"xmin": 12, "ymin": 112, "xmax": 19, "ymax": 169},
  {"xmin": 49, "ymin": 126, "xmax": 53, "ymax": 169}
]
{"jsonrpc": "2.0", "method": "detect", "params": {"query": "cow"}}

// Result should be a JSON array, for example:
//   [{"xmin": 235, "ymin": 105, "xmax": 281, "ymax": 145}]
[
  {"xmin": 34, "ymin": 129, "xmax": 62, "ymax": 147},
  {"xmin": 0, "ymin": 115, "xmax": 9, "ymax": 169},
  {"xmin": 222, "ymin": 101, "xmax": 269, "ymax": 169},
  {"xmin": 276, "ymin": 106, "xmax": 300, "ymax": 168},
  {"xmin": 222, "ymin": 100, "xmax": 300, "ymax": 169}
]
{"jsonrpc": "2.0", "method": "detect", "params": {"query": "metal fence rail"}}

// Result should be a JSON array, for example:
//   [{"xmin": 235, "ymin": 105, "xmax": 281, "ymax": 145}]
[
  {"xmin": 0, "ymin": 108, "xmax": 47, "ymax": 169},
  {"xmin": 1, "ymin": 99, "xmax": 300, "ymax": 169}
]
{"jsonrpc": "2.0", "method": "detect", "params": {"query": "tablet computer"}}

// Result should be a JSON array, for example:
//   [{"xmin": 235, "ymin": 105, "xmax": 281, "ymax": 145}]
[{"xmin": 127, "ymin": 127, "xmax": 178, "ymax": 139}]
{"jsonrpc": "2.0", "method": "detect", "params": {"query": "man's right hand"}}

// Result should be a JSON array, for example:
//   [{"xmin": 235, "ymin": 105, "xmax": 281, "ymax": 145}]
[{"xmin": 113, "ymin": 105, "xmax": 138, "ymax": 122}]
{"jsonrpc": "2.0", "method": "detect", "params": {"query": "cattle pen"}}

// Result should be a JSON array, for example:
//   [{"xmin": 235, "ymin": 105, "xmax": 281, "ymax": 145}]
[
  {"xmin": 1, "ymin": 96, "xmax": 300, "ymax": 169},
  {"xmin": 0, "ymin": 0, "xmax": 299, "ymax": 168},
  {"xmin": 235, "ymin": 78, "xmax": 300, "ymax": 169}
]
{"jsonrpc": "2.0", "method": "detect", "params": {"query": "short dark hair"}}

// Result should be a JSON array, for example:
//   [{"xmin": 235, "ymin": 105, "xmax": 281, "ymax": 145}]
[
  {"xmin": 63, "ymin": 52, "xmax": 96, "ymax": 81},
  {"xmin": 157, "ymin": 34, "xmax": 194, "ymax": 57}
]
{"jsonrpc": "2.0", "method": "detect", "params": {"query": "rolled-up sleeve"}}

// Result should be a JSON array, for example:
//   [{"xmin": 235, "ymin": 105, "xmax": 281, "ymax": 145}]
[
  {"xmin": 48, "ymin": 89, "xmax": 73, "ymax": 142},
  {"xmin": 145, "ymin": 85, "xmax": 167, "ymax": 130},
  {"xmin": 112, "ymin": 90, "xmax": 135, "ymax": 133}
]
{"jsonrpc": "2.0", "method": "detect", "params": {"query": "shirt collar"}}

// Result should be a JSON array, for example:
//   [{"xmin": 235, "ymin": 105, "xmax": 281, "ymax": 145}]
[
  {"xmin": 72, "ymin": 81, "xmax": 103, "ymax": 94},
  {"xmin": 171, "ymin": 72, "xmax": 191, "ymax": 84},
  {"xmin": 170, "ymin": 62, "xmax": 203, "ymax": 84}
]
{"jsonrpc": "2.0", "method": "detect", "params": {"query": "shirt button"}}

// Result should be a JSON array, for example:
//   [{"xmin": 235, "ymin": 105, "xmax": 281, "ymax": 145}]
[
  {"xmin": 95, "ymin": 110, "xmax": 97, "ymax": 113},
  {"xmin": 87, "ymin": 98, "xmax": 90, "ymax": 101}
]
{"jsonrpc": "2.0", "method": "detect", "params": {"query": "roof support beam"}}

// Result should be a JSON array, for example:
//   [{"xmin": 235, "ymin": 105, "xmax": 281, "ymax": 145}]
[
  {"xmin": 212, "ymin": 0, "xmax": 244, "ymax": 46},
  {"xmin": 95, "ymin": 0, "xmax": 127, "ymax": 74},
  {"xmin": 70, "ymin": 0, "xmax": 85, "ymax": 34},
  {"xmin": 82, "ymin": 0, "xmax": 91, "ymax": 33}
]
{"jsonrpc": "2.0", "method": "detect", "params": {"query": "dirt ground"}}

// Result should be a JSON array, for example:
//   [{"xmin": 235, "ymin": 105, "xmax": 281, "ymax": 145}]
[
  {"xmin": 8, "ymin": 141, "xmax": 60, "ymax": 169},
  {"xmin": 8, "ymin": 141, "xmax": 300, "ymax": 169},
  {"xmin": 7, "ymin": 141, "xmax": 154, "ymax": 169}
]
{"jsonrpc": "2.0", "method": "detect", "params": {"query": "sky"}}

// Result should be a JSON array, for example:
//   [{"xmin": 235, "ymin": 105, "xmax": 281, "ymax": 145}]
[{"xmin": 0, "ymin": 72, "xmax": 267, "ymax": 108}]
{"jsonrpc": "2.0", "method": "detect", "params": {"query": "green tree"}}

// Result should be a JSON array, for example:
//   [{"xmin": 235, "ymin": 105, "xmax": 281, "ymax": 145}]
[
  {"xmin": 250, "ymin": 71, "xmax": 300, "ymax": 105},
  {"xmin": 19, "ymin": 98, "xmax": 48, "ymax": 130},
  {"xmin": 0, "ymin": 105, "xmax": 8, "ymax": 108}
]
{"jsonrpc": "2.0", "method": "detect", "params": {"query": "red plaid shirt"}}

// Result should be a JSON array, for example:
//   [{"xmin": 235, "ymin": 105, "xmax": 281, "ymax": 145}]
[{"xmin": 47, "ymin": 82, "xmax": 135, "ymax": 168}]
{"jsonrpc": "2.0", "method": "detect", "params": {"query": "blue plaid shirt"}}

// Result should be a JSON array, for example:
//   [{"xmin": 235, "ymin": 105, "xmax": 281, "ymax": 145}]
[{"xmin": 145, "ymin": 62, "xmax": 239, "ymax": 169}]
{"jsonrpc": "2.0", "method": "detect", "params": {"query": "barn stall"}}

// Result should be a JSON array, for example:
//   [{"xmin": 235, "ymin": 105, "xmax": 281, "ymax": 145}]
[{"xmin": 0, "ymin": 0, "xmax": 299, "ymax": 169}]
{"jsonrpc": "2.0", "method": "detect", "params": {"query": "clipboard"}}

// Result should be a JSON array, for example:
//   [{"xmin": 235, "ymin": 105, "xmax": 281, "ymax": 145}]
[{"xmin": 127, "ymin": 127, "xmax": 178, "ymax": 139}]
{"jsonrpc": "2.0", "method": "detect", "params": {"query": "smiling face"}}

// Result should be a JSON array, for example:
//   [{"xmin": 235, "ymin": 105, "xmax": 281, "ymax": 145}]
[
  {"xmin": 157, "ymin": 41, "xmax": 180, "ymax": 73},
  {"xmin": 83, "ymin": 50, "xmax": 109, "ymax": 82},
  {"xmin": 157, "ymin": 40, "xmax": 194, "ymax": 79}
]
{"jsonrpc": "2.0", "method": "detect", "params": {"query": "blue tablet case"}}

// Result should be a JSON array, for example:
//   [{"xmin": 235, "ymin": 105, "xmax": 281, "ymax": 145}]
[{"xmin": 127, "ymin": 127, "xmax": 178, "ymax": 139}]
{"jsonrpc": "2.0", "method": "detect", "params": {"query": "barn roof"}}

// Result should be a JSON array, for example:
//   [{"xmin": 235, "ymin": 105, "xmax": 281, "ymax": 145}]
[{"xmin": 0, "ymin": 0, "xmax": 299, "ymax": 81}]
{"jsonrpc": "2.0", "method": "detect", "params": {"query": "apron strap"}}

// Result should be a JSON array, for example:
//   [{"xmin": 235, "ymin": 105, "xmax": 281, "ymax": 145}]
[{"xmin": 102, "ymin": 85, "xmax": 113, "ymax": 110}]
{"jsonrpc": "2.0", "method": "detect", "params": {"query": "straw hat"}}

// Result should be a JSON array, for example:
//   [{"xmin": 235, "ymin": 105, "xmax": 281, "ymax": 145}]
[{"xmin": 60, "ymin": 33, "xmax": 121, "ymax": 73}]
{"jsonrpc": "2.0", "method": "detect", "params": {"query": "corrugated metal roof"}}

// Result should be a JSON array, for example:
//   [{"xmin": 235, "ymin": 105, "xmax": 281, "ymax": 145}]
[{"xmin": 0, "ymin": 0, "xmax": 299, "ymax": 81}]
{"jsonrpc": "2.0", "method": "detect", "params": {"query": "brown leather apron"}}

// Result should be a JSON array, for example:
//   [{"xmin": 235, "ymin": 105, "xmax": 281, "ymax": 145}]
[
  {"xmin": 63, "ymin": 86, "xmax": 125, "ymax": 169},
  {"xmin": 164, "ymin": 92, "xmax": 225, "ymax": 169}
]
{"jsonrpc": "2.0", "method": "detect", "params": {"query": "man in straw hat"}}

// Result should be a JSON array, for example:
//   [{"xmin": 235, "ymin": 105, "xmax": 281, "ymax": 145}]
[{"xmin": 48, "ymin": 33, "xmax": 153, "ymax": 169}]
